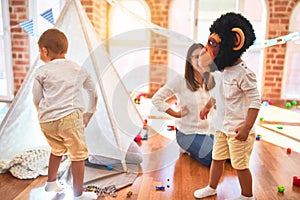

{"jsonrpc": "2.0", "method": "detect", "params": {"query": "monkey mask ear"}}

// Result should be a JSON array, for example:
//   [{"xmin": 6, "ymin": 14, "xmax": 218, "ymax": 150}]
[{"xmin": 232, "ymin": 28, "xmax": 245, "ymax": 51}]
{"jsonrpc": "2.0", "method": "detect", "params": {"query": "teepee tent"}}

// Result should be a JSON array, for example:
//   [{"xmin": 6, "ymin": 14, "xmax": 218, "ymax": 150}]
[{"xmin": 0, "ymin": 0, "xmax": 143, "ymax": 173}]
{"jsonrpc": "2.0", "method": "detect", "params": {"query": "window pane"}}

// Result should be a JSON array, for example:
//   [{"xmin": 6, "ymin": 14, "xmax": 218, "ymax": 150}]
[
  {"xmin": 168, "ymin": 0, "xmax": 193, "ymax": 80},
  {"xmin": 282, "ymin": 3, "xmax": 300, "ymax": 99},
  {"xmin": 0, "ymin": 40, "xmax": 6, "ymax": 96},
  {"xmin": 110, "ymin": 0, "xmax": 150, "ymax": 93},
  {"xmin": 0, "ymin": 1, "xmax": 3, "ymax": 35}
]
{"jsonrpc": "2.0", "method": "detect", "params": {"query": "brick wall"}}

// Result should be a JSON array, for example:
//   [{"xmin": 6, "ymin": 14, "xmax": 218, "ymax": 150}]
[
  {"xmin": 8, "ymin": 0, "xmax": 300, "ymax": 105},
  {"xmin": 145, "ymin": 0, "xmax": 170, "ymax": 96},
  {"xmin": 262, "ymin": 0, "xmax": 300, "ymax": 105},
  {"xmin": 9, "ymin": 0, "xmax": 30, "ymax": 95},
  {"xmin": 81, "ymin": 0, "xmax": 108, "ymax": 42}
]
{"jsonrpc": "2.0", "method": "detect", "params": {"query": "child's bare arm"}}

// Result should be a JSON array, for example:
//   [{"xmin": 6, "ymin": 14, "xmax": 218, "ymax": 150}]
[
  {"xmin": 200, "ymin": 97, "xmax": 215, "ymax": 120},
  {"xmin": 83, "ymin": 112, "xmax": 93, "ymax": 127},
  {"xmin": 234, "ymin": 108, "xmax": 259, "ymax": 141}
]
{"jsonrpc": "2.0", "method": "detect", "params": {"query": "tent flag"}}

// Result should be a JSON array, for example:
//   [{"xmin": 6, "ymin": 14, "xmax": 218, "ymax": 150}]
[
  {"xmin": 19, "ymin": 19, "xmax": 34, "ymax": 36},
  {"xmin": 40, "ymin": 8, "xmax": 54, "ymax": 25}
]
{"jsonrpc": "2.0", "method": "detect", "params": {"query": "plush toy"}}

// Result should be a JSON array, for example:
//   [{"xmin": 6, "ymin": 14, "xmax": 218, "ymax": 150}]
[{"xmin": 205, "ymin": 12, "xmax": 256, "ymax": 71}]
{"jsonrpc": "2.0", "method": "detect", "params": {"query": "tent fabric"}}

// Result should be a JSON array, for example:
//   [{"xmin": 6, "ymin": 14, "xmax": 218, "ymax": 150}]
[{"xmin": 0, "ymin": 0, "xmax": 143, "ymax": 173}]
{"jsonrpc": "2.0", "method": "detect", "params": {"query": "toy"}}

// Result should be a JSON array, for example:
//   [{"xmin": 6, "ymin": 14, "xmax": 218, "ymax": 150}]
[
  {"xmin": 292, "ymin": 100, "xmax": 297, "ymax": 106},
  {"xmin": 262, "ymin": 101, "xmax": 269, "ymax": 106},
  {"xmin": 268, "ymin": 100, "xmax": 273, "ymax": 105},
  {"xmin": 255, "ymin": 135, "xmax": 261, "ymax": 141},
  {"xmin": 143, "ymin": 119, "xmax": 148, "ymax": 128},
  {"xmin": 277, "ymin": 186, "xmax": 284, "ymax": 193},
  {"xmin": 134, "ymin": 93, "xmax": 146, "ymax": 104},
  {"xmin": 107, "ymin": 165, "xmax": 113, "ymax": 170},
  {"xmin": 134, "ymin": 135, "xmax": 142, "ymax": 143},
  {"xmin": 127, "ymin": 191, "xmax": 133, "ymax": 198},
  {"xmin": 139, "ymin": 126, "xmax": 148, "ymax": 140},
  {"xmin": 83, "ymin": 184, "xmax": 117, "ymax": 197},
  {"xmin": 285, "ymin": 102, "xmax": 291, "ymax": 109},
  {"xmin": 293, "ymin": 176, "xmax": 300, "ymax": 187},
  {"xmin": 259, "ymin": 117, "xmax": 264, "ymax": 121},
  {"xmin": 277, "ymin": 126, "xmax": 283, "ymax": 130},
  {"xmin": 156, "ymin": 186, "xmax": 165, "ymax": 191},
  {"xmin": 142, "ymin": 133, "xmax": 148, "ymax": 140},
  {"xmin": 286, "ymin": 148, "xmax": 291, "ymax": 154},
  {"xmin": 167, "ymin": 125, "xmax": 175, "ymax": 131}
]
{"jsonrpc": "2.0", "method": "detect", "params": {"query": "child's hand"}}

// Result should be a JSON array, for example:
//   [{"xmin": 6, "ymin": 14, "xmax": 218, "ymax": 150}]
[
  {"xmin": 200, "ymin": 106, "xmax": 210, "ymax": 120},
  {"xmin": 234, "ymin": 125, "xmax": 251, "ymax": 141},
  {"xmin": 83, "ymin": 112, "xmax": 93, "ymax": 127}
]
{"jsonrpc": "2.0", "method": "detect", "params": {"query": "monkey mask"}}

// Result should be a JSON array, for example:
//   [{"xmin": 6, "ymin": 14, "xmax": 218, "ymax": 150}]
[{"xmin": 205, "ymin": 12, "xmax": 256, "ymax": 71}]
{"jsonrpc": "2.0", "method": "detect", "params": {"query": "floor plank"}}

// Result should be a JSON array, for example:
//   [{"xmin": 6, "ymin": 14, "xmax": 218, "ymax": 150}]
[{"xmin": 1, "ymin": 104, "xmax": 300, "ymax": 199}]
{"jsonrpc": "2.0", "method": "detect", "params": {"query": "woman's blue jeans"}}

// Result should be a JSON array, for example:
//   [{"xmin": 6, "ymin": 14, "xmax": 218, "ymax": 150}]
[{"xmin": 176, "ymin": 128, "xmax": 213, "ymax": 167}]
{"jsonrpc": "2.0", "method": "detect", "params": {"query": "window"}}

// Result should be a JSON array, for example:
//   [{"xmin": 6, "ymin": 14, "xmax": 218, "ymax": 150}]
[
  {"xmin": 109, "ymin": 0, "xmax": 150, "ymax": 94},
  {"xmin": 168, "ymin": 0, "xmax": 266, "ymax": 93},
  {"xmin": 0, "ymin": 0, "xmax": 13, "ymax": 101},
  {"xmin": 29, "ymin": 0, "xmax": 66, "ymax": 65},
  {"xmin": 168, "ymin": 0, "xmax": 194, "ymax": 80},
  {"xmin": 282, "ymin": 3, "xmax": 300, "ymax": 99}
]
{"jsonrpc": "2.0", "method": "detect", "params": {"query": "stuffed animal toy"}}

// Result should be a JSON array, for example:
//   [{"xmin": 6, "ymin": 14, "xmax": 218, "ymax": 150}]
[{"xmin": 205, "ymin": 12, "xmax": 256, "ymax": 71}]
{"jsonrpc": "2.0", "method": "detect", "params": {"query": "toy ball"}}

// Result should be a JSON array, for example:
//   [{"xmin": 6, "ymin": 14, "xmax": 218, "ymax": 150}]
[
  {"xmin": 262, "ymin": 101, "xmax": 269, "ymax": 106},
  {"xmin": 107, "ymin": 165, "xmax": 113, "ymax": 170},
  {"xmin": 287, "ymin": 148, "xmax": 291, "ymax": 154},
  {"xmin": 285, "ymin": 102, "xmax": 291, "ymax": 109},
  {"xmin": 292, "ymin": 100, "xmax": 297, "ymax": 106},
  {"xmin": 268, "ymin": 100, "xmax": 273, "ymax": 105}
]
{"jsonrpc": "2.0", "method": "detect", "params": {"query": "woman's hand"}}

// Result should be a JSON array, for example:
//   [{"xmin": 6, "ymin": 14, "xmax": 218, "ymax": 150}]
[{"xmin": 166, "ymin": 106, "xmax": 189, "ymax": 118}]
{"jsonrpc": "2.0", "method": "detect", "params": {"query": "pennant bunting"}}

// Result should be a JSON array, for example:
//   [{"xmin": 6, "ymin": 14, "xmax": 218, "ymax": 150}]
[
  {"xmin": 19, "ymin": 19, "xmax": 34, "ymax": 36},
  {"xmin": 40, "ymin": 8, "xmax": 54, "ymax": 25}
]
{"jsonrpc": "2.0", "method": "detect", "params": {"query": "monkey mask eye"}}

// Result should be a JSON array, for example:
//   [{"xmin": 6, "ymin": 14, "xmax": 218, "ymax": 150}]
[{"xmin": 205, "ymin": 33, "xmax": 221, "ymax": 59}]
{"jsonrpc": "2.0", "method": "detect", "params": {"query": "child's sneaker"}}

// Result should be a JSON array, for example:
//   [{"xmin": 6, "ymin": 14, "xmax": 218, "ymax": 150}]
[
  {"xmin": 194, "ymin": 186, "xmax": 217, "ymax": 198},
  {"xmin": 225, "ymin": 195, "xmax": 255, "ymax": 200},
  {"xmin": 74, "ymin": 192, "xmax": 98, "ymax": 200},
  {"xmin": 44, "ymin": 181, "xmax": 66, "ymax": 192}
]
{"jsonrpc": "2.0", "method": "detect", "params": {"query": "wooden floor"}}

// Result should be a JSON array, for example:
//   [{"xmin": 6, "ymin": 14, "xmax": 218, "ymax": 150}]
[{"xmin": 1, "ymin": 104, "xmax": 300, "ymax": 200}]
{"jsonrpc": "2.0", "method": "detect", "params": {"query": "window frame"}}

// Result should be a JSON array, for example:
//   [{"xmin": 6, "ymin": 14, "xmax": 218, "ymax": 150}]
[{"xmin": 0, "ymin": 0, "xmax": 14, "ymax": 101}]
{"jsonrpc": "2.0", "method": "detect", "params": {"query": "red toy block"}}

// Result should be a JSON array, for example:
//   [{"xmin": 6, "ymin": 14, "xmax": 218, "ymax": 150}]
[
  {"xmin": 134, "ymin": 135, "xmax": 142, "ymax": 143},
  {"xmin": 293, "ymin": 176, "xmax": 300, "ymax": 187},
  {"xmin": 167, "ymin": 125, "xmax": 175, "ymax": 131},
  {"xmin": 143, "ymin": 119, "xmax": 148, "ymax": 128}
]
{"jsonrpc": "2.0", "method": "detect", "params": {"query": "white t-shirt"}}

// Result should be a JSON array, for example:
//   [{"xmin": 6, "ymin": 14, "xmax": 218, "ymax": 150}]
[
  {"xmin": 33, "ymin": 59, "xmax": 98, "ymax": 122},
  {"xmin": 151, "ymin": 75, "xmax": 212, "ymax": 135},
  {"xmin": 210, "ymin": 61, "xmax": 261, "ymax": 134}
]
